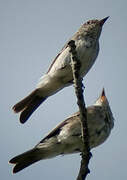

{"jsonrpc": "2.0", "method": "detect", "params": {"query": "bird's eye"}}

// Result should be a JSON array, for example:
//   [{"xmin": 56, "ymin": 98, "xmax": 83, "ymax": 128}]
[{"xmin": 87, "ymin": 21, "xmax": 90, "ymax": 24}]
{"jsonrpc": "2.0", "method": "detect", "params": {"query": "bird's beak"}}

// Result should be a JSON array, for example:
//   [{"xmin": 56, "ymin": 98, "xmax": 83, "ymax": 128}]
[
  {"xmin": 101, "ymin": 88, "xmax": 106, "ymax": 101},
  {"xmin": 99, "ymin": 16, "xmax": 109, "ymax": 26}
]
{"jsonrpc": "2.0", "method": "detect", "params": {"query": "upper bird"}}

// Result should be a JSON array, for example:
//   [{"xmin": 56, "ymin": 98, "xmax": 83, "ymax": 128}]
[
  {"xmin": 9, "ymin": 89, "xmax": 114, "ymax": 173},
  {"xmin": 12, "ymin": 17, "xmax": 109, "ymax": 123}
]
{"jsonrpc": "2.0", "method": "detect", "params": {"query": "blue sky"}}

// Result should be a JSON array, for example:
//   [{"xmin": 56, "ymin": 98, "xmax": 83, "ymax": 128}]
[{"xmin": 1, "ymin": 0, "xmax": 127, "ymax": 179}]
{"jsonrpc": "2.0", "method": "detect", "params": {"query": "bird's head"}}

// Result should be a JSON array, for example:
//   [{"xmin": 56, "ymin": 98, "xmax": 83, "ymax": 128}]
[
  {"xmin": 80, "ymin": 16, "xmax": 109, "ymax": 39},
  {"xmin": 94, "ymin": 88, "xmax": 114, "ymax": 129}
]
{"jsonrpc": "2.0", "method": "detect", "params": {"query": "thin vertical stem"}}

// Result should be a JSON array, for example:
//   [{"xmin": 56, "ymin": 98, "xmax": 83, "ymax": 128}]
[{"xmin": 68, "ymin": 40, "xmax": 92, "ymax": 180}]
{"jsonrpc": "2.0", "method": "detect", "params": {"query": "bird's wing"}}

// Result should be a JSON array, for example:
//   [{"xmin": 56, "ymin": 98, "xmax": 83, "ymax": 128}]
[
  {"xmin": 35, "ymin": 112, "xmax": 80, "ymax": 146},
  {"xmin": 47, "ymin": 39, "xmax": 71, "ymax": 73},
  {"xmin": 36, "ymin": 119, "xmax": 69, "ymax": 145}
]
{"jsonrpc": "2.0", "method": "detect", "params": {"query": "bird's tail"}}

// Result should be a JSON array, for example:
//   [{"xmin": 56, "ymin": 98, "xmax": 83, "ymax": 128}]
[
  {"xmin": 9, "ymin": 143, "xmax": 61, "ymax": 173},
  {"xmin": 9, "ymin": 148, "xmax": 40, "ymax": 173},
  {"xmin": 12, "ymin": 89, "xmax": 47, "ymax": 123}
]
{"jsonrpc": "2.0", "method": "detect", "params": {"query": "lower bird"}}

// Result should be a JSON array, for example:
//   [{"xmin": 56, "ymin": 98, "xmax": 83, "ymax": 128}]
[
  {"xmin": 9, "ymin": 89, "xmax": 114, "ymax": 173},
  {"xmin": 12, "ymin": 17, "xmax": 109, "ymax": 123}
]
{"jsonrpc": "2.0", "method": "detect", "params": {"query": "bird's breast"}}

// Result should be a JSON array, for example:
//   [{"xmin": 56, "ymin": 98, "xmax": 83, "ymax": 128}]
[{"xmin": 76, "ymin": 40, "xmax": 99, "ymax": 77}]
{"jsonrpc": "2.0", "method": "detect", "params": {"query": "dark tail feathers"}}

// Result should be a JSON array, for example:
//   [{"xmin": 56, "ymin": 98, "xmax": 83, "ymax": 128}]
[
  {"xmin": 12, "ymin": 89, "xmax": 46, "ymax": 123},
  {"xmin": 9, "ymin": 148, "xmax": 40, "ymax": 173}
]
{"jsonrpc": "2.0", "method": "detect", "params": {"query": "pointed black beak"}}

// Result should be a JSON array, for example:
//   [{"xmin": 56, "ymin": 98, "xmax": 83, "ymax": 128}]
[
  {"xmin": 99, "ymin": 16, "xmax": 109, "ymax": 26},
  {"xmin": 100, "ymin": 88, "xmax": 107, "ymax": 102},
  {"xmin": 101, "ymin": 88, "xmax": 106, "ymax": 97}
]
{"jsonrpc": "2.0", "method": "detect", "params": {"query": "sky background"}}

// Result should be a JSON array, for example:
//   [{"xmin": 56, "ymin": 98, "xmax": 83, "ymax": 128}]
[{"xmin": 1, "ymin": 0, "xmax": 127, "ymax": 179}]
